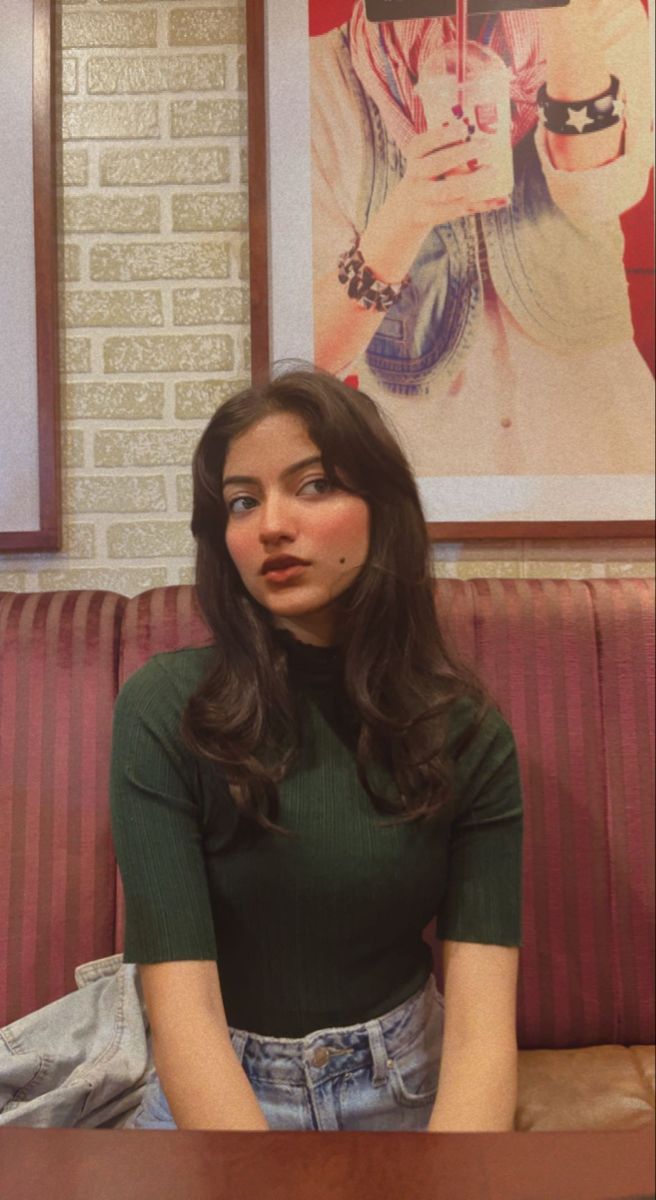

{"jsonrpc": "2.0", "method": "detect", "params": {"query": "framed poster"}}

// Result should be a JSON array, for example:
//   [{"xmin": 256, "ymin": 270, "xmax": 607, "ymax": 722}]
[
  {"xmin": 245, "ymin": 0, "xmax": 655, "ymax": 537},
  {"xmin": 0, "ymin": 0, "xmax": 61, "ymax": 552}
]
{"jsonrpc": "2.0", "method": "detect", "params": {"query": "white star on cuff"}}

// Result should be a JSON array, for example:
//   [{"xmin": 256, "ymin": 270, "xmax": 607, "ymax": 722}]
[{"xmin": 565, "ymin": 106, "xmax": 594, "ymax": 132}]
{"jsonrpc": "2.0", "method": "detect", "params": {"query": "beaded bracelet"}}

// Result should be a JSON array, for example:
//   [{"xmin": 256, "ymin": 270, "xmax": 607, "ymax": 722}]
[
  {"xmin": 337, "ymin": 237, "xmax": 410, "ymax": 313},
  {"xmin": 537, "ymin": 75, "xmax": 624, "ymax": 136}
]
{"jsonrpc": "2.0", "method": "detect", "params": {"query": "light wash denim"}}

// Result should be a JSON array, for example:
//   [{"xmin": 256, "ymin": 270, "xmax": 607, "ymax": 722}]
[
  {"xmin": 0, "ymin": 954, "xmax": 152, "ymax": 1129},
  {"xmin": 127, "ymin": 971, "xmax": 445, "ymax": 1132},
  {"xmin": 333, "ymin": 26, "xmax": 632, "ymax": 396},
  {"xmin": 1, "ymin": 953, "xmax": 444, "ymax": 1132}
]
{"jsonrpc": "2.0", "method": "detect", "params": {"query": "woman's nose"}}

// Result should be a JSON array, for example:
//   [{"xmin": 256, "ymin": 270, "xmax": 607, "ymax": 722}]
[{"xmin": 257, "ymin": 494, "xmax": 295, "ymax": 539}]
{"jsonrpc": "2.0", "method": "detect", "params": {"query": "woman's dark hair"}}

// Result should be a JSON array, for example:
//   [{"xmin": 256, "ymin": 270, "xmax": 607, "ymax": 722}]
[{"xmin": 182, "ymin": 365, "xmax": 491, "ymax": 845}]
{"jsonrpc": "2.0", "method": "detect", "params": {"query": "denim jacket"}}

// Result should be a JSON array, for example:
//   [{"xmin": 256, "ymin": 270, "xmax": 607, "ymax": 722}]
[
  {"xmin": 0, "ymin": 955, "xmax": 151, "ymax": 1129},
  {"xmin": 321, "ymin": 28, "xmax": 634, "ymax": 396}
]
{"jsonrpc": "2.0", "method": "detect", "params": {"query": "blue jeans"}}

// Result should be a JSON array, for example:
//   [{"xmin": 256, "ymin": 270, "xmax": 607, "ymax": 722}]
[{"xmin": 128, "ymin": 972, "xmax": 444, "ymax": 1131}]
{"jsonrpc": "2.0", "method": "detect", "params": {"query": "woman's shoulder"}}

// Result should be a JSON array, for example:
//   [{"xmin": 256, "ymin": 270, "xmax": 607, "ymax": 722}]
[
  {"xmin": 446, "ymin": 693, "xmax": 516, "ymax": 756},
  {"xmin": 309, "ymin": 24, "xmax": 349, "ymax": 70},
  {"xmin": 310, "ymin": 24, "xmax": 368, "ymax": 127},
  {"xmin": 115, "ymin": 645, "xmax": 216, "ymax": 718},
  {"xmin": 443, "ymin": 694, "xmax": 521, "ymax": 817}
]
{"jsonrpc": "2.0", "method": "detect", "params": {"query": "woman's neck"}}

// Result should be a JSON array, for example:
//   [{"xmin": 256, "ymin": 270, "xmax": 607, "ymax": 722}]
[
  {"xmin": 272, "ymin": 618, "xmax": 339, "ymax": 650},
  {"xmin": 271, "ymin": 624, "xmax": 343, "ymax": 688}
]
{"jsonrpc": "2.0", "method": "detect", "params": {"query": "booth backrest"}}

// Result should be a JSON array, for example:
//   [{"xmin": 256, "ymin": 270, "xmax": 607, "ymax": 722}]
[
  {"xmin": 0, "ymin": 591, "xmax": 127, "ymax": 1027},
  {"xmin": 1, "ymin": 579, "xmax": 654, "ymax": 1051}
]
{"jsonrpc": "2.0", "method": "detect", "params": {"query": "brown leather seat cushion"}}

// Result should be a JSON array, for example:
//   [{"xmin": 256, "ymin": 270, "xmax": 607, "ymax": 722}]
[{"xmin": 516, "ymin": 1044, "xmax": 655, "ymax": 1130}]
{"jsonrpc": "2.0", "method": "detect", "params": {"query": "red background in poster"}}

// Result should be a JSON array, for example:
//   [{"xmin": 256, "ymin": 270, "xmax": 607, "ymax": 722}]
[{"xmin": 308, "ymin": 0, "xmax": 655, "ymax": 371}]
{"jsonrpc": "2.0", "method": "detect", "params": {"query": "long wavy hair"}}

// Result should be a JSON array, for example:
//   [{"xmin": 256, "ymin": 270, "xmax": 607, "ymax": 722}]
[{"xmin": 182, "ymin": 366, "xmax": 491, "ymax": 846}]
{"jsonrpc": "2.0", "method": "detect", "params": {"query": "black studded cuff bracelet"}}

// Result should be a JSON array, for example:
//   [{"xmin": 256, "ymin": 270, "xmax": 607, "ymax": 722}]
[
  {"xmin": 537, "ymin": 74, "xmax": 624, "ymax": 136},
  {"xmin": 337, "ymin": 239, "xmax": 410, "ymax": 313}
]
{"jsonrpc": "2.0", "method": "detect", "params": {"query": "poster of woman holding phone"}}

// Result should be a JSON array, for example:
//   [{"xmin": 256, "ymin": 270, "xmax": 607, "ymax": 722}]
[{"xmin": 308, "ymin": 0, "xmax": 654, "ymax": 500}]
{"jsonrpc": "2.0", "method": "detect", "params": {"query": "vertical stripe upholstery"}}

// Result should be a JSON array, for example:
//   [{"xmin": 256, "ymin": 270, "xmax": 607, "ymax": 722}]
[
  {"xmin": 587, "ymin": 580, "xmax": 655, "ymax": 1046},
  {"xmin": 428, "ymin": 579, "xmax": 654, "ymax": 1050},
  {"xmin": 118, "ymin": 584, "xmax": 211, "ymax": 685},
  {"xmin": 0, "ymin": 591, "xmax": 126, "ymax": 1027}
]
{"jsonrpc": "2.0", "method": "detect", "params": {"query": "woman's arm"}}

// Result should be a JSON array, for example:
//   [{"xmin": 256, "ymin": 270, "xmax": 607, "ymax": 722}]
[
  {"xmin": 540, "ymin": 0, "xmax": 651, "ymax": 172},
  {"xmin": 111, "ymin": 663, "xmax": 269, "ymax": 1129},
  {"xmin": 429, "ymin": 717, "xmax": 523, "ymax": 1132},
  {"xmin": 427, "ymin": 942, "xmax": 519, "ymax": 1133},
  {"xmin": 313, "ymin": 125, "xmax": 507, "ymax": 374},
  {"xmin": 141, "ymin": 960, "xmax": 270, "ymax": 1131},
  {"xmin": 540, "ymin": 0, "xmax": 622, "ymax": 170}
]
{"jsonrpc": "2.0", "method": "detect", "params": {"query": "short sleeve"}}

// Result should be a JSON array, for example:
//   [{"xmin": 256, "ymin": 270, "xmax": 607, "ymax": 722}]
[
  {"xmin": 436, "ymin": 708, "xmax": 524, "ymax": 947},
  {"xmin": 109, "ymin": 657, "xmax": 218, "ymax": 964}
]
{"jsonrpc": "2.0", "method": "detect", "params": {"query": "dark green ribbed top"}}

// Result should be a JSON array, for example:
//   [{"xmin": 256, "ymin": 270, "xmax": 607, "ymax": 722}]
[{"xmin": 109, "ymin": 627, "xmax": 523, "ymax": 1037}]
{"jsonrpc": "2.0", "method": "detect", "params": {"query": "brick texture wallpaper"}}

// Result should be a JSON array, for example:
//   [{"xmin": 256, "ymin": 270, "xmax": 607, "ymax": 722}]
[{"xmin": 0, "ymin": 0, "xmax": 653, "ymax": 594}]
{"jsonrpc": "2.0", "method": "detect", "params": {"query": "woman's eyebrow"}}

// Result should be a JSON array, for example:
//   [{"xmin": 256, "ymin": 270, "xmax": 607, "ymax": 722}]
[{"xmin": 222, "ymin": 455, "xmax": 323, "ymax": 489}]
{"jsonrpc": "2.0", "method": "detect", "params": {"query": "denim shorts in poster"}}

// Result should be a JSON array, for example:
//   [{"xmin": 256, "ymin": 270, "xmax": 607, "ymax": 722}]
[{"xmin": 127, "ymin": 972, "xmax": 445, "ymax": 1132}]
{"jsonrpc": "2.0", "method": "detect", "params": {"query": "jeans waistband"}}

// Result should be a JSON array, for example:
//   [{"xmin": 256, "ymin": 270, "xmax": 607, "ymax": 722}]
[{"xmin": 227, "ymin": 972, "xmax": 441, "ymax": 1089}]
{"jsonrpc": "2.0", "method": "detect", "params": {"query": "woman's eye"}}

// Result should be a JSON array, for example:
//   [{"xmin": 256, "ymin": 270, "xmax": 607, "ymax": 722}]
[
  {"xmin": 227, "ymin": 495, "xmax": 256, "ymax": 514},
  {"xmin": 227, "ymin": 477, "xmax": 332, "ymax": 514},
  {"xmin": 302, "ymin": 476, "xmax": 332, "ymax": 495}
]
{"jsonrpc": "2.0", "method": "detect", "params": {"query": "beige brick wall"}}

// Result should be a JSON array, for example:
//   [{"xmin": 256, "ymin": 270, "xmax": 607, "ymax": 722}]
[{"xmin": 0, "ymin": 0, "xmax": 653, "ymax": 595}]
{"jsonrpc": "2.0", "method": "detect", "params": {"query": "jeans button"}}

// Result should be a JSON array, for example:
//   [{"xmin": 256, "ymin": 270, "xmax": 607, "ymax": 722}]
[{"xmin": 312, "ymin": 1048, "xmax": 330, "ymax": 1067}]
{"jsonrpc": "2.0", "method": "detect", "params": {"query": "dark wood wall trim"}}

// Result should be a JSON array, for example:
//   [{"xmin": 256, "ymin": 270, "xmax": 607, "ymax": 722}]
[
  {"xmin": 0, "ymin": 0, "xmax": 61, "ymax": 553},
  {"xmin": 33, "ymin": 0, "xmax": 61, "ymax": 550},
  {"xmin": 245, "ymin": 0, "xmax": 270, "ymax": 380},
  {"xmin": 427, "ymin": 521, "xmax": 655, "ymax": 540}
]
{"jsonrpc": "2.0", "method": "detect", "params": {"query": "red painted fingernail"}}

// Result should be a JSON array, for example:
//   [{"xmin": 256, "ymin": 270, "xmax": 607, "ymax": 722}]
[{"xmin": 467, "ymin": 158, "xmax": 479, "ymax": 170}]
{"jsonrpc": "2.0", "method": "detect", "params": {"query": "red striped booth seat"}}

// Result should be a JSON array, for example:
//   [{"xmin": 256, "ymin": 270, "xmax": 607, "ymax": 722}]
[{"xmin": 0, "ymin": 579, "xmax": 653, "ymax": 1132}]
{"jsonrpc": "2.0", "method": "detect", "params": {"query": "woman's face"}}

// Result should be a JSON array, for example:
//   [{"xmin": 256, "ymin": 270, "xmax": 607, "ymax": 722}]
[{"xmin": 222, "ymin": 411, "xmax": 370, "ymax": 646}]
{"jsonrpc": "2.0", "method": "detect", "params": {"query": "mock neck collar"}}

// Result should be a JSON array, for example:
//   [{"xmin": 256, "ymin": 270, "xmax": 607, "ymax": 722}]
[{"xmin": 271, "ymin": 624, "xmax": 343, "ymax": 688}]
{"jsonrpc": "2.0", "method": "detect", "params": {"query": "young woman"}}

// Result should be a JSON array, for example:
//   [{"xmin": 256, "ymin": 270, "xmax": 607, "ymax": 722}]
[{"xmin": 110, "ymin": 368, "xmax": 523, "ymax": 1133}]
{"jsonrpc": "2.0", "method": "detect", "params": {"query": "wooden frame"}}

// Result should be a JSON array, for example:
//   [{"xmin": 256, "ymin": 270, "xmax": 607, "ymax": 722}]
[
  {"xmin": 245, "ymin": 0, "xmax": 654, "ymax": 539},
  {"xmin": 0, "ymin": 0, "xmax": 61, "ymax": 552}
]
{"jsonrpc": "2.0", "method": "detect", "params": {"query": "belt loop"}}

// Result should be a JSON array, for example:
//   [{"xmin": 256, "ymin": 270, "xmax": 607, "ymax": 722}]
[
  {"xmin": 366, "ymin": 1019, "xmax": 391, "ymax": 1087},
  {"xmin": 229, "ymin": 1028, "xmax": 248, "ymax": 1066}
]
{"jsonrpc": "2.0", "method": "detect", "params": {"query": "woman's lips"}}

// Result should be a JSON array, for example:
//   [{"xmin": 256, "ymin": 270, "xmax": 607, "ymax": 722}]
[{"xmin": 263, "ymin": 563, "xmax": 308, "ymax": 583}]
